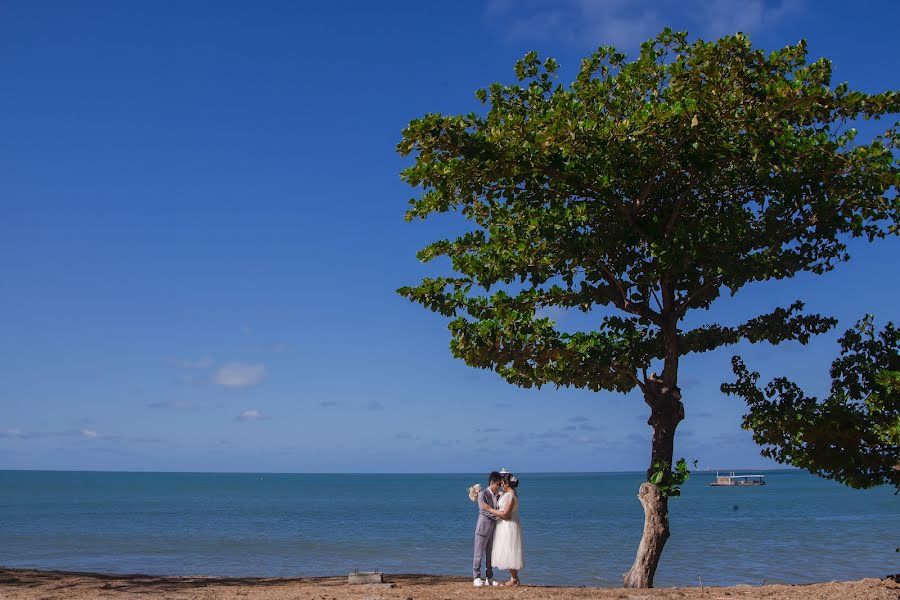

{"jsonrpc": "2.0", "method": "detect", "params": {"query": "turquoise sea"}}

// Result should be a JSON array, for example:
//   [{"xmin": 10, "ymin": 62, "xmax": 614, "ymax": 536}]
[{"xmin": 0, "ymin": 470, "xmax": 896, "ymax": 587}]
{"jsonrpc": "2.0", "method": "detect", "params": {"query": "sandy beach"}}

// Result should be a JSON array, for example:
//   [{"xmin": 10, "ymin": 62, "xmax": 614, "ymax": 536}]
[{"xmin": 1, "ymin": 569, "xmax": 897, "ymax": 600}]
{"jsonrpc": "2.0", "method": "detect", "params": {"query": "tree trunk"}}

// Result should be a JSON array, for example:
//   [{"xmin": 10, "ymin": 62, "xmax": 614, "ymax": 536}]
[
  {"xmin": 622, "ymin": 482, "xmax": 669, "ymax": 588},
  {"xmin": 623, "ymin": 376, "xmax": 684, "ymax": 588}
]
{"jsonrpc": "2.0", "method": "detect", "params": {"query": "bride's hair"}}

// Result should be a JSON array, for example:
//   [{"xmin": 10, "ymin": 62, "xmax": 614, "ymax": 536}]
[{"xmin": 502, "ymin": 472, "xmax": 520, "ymax": 489}]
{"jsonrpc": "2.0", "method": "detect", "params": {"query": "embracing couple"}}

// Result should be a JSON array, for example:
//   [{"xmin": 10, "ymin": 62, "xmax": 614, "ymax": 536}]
[{"xmin": 469, "ymin": 469, "xmax": 524, "ymax": 587}]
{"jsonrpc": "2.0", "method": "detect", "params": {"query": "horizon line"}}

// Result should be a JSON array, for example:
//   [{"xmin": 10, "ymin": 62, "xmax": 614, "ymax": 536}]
[{"xmin": 0, "ymin": 467, "xmax": 799, "ymax": 475}]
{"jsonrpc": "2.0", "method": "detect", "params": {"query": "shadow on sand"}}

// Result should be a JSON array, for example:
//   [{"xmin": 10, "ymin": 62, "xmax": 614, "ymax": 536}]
[{"xmin": 0, "ymin": 568, "xmax": 467, "ymax": 594}]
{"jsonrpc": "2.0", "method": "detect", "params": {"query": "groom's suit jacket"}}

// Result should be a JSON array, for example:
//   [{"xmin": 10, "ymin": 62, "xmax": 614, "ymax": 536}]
[{"xmin": 474, "ymin": 488, "xmax": 498, "ymax": 537}]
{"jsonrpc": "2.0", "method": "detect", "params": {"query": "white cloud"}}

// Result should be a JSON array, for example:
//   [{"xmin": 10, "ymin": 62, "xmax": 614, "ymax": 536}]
[
  {"xmin": 535, "ymin": 305, "xmax": 572, "ymax": 323},
  {"xmin": 485, "ymin": 0, "xmax": 659, "ymax": 47},
  {"xmin": 78, "ymin": 428, "xmax": 119, "ymax": 440},
  {"xmin": 212, "ymin": 363, "xmax": 267, "ymax": 388},
  {"xmin": 236, "ymin": 409, "xmax": 265, "ymax": 422},
  {"xmin": 485, "ymin": 0, "xmax": 803, "ymax": 49},
  {"xmin": 701, "ymin": 0, "xmax": 802, "ymax": 39}
]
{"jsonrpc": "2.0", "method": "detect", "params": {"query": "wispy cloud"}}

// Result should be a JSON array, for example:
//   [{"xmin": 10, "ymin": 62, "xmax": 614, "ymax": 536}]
[
  {"xmin": 147, "ymin": 399, "xmax": 195, "ymax": 409},
  {"xmin": 484, "ymin": 0, "xmax": 803, "ymax": 49},
  {"xmin": 174, "ymin": 356, "xmax": 215, "ymax": 369},
  {"xmin": 569, "ymin": 415, "xmax": 590, "ymax": 423},
  {"xmin": 709, "ymin": 431, "xmax": 752, "ymax": 448},
  {"xmin": 211, "ymin": 363, "xmax": 267, "ymax": 388},
  {"xmin": 680, "ymin": 376, "xmax": 701, "ymax": 390},
  {"xmin": 236, "ymin": 409, "xmax": 266, "ymax": 422},
  {"xmin": 511, "ymin": 429, "xmax": 572, "ymax": 446},
  {"xmin": 367, "ymin": 400, "xmax": 385, "ymax": 411},
  {"xmin": 132, "ymin": 436, "xmax": 161, "ymax": 444},
  {"xmin": 248, "ymin": 342, "xmax": 294, "ymax": 354},
  {"xmin": 79, "ymin": 428, "xmax": 120, "ymax": 440},
  {"xmin": 3, "ymin": 428, "xmax": 118, "ymax": 441},
  {"xmin": 625, "ymin": 432, "xmax": 647, "ymax": 445},
  {"xmin": 701, "ymin": 0, "xmax": 802, "ymax": 38},
  {"xmin": 320, "ymin": 400, "xmax": 344, "ymax": 408},
  {"xmin": 396, "ymin": 432, "xmax": 421, "ymax": 441},
  {"xmin": 484, "ymin": 0, "xmax": 660, "ymax": 48},
  {"xmin": 4, "ymin": 427, "xmax": 158, "ymax": 445},
  {"xmin": 432, "ymin": 439, "xmax": 460, "ymax": 447},
  {"xmin": 0, "ymin": 428, "xmax": 44, "ymax": 440},
  {"xmin": 534, "ymin": 305, "xmax": 572, "ymax": 323}
]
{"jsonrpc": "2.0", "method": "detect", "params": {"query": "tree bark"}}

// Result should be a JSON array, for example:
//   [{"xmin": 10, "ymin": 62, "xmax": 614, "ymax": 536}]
[
  {"xmin": 622, "ymin": 482, "xmax": 669, "ymax": 588},
  {"xmin": 623, "ymin": 376, "xmax": 684, "ymax": 588}
]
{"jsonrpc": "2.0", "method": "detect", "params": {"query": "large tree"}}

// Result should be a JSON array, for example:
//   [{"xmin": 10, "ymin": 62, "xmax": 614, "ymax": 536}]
[
  {"xmin": 397, "ymin": 30, "xmax": 898, "ymax": 587},
  {"xmin": 724, "ymin": 316, "xmax": 899, "ymax": 492}
]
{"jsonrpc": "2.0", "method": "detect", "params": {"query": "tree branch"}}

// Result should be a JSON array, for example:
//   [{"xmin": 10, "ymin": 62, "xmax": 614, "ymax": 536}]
[
  {"xmin": 675, "ymin": 276, "xmax": 722, "ymax": 318},
  {"xmin": 594, "ymin": 260, "xmax": 662, "ymax": 325}
]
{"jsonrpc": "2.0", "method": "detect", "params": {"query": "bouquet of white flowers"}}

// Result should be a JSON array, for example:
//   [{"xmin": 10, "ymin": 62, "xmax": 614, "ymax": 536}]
[{"xmin": 467, "ymin": 483, "xmax": 482, "ymax": 502}]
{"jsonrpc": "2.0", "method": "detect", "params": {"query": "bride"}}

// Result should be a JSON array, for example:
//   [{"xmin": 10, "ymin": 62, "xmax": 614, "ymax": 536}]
[{"xmin": 480, "ymin": 471, "xmax": 524, "ymax": 586}]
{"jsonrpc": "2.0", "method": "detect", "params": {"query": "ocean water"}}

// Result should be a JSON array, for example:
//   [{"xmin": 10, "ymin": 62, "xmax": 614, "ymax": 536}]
[{"xmin": 0, "ymin": 470, "xmax": 896, "ymax": 587}]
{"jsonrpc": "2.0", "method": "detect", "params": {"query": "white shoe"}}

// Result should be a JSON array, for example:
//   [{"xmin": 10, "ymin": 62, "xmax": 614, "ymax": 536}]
[
  {"xmin": 488, "ymin": 578, "xmax": 499, "ymax": 586},
  {"xmin": 473, "ymin": 578, "xmax": 485, "ymax": 587}
]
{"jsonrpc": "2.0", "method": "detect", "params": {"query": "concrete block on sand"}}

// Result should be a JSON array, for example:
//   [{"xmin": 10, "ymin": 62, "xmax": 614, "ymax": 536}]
[{"xmin": 348, "ymin": 571, "xmax": 384, "ymax": 585}]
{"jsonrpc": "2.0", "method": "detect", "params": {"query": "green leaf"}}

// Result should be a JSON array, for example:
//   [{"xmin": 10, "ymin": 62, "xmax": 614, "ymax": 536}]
[{"xmin": 723, "ymin": 317, "xmax": 900, "ymax": 492}]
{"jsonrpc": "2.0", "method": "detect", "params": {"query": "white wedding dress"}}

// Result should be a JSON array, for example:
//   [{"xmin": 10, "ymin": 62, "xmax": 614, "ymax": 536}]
[{"xmin": 491, "ymin": 491, "xmax": 524, "ymax": 570}]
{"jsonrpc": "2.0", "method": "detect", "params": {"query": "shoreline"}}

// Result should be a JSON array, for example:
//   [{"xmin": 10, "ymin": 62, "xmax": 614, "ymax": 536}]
[{"xmin": 1, "ymin": 568, "xmax": 897, "ymax": 599}]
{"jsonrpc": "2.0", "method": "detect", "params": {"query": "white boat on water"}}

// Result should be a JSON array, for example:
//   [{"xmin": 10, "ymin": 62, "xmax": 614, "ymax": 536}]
[{"xmin": 709, "ymin": 471, "xmax": 766, "ymax": 486}]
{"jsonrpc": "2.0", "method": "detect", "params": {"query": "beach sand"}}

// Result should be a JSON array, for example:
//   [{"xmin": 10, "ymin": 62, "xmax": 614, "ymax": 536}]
[{"xmin": 0, "ymin": 569, "xmax": 897, "ymax": 600}]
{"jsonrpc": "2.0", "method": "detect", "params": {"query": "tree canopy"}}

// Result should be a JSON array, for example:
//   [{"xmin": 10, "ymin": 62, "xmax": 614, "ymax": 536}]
[
  {"xmin": 724, "ymin": 316, "xmax": 900, "ymax": 491},
  {"xmin": 398, "ymin": 30, "xmax": 897, "ymax": 397}
]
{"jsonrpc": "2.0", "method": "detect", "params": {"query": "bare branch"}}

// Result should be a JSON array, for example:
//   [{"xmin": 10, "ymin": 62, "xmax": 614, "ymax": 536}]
[{"xmin": 594, "ymin": 260, "xmax": 662, "ymax": 325}]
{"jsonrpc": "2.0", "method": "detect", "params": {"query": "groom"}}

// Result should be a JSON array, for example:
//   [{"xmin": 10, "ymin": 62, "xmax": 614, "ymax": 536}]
[{"xmin": 472, "ymin": 471, "xmax": 502, "ymax": 587}]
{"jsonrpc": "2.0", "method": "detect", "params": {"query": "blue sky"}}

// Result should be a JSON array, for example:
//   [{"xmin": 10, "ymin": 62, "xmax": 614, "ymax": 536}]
[{"xmin": 1, "ymin": 0, "xmax": 897, "ymax": 473}]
